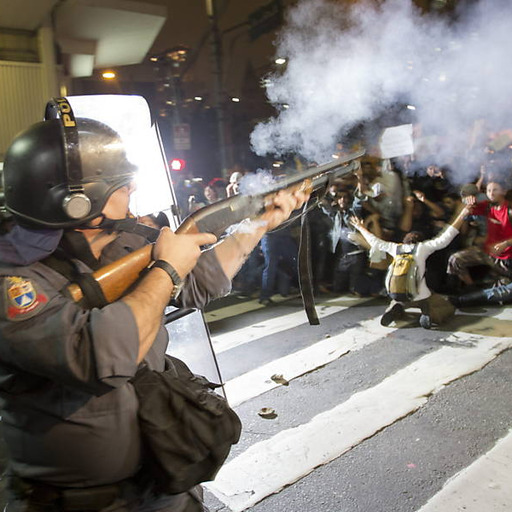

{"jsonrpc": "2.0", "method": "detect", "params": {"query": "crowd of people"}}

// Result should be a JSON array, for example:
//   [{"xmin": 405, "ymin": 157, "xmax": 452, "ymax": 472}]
[
  {"xmin": 171, "ymin": 152, "xmax": 512, "ymax": 317},
  {"xmin": 172, "ymin": 168, "xmax": 301, "ymax": 305}
]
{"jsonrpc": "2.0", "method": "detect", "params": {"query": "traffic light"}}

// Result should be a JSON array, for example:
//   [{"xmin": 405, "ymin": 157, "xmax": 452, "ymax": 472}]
[{"xmin": 169, "ymin": 158, "xmax": 186, "ymax": 171}]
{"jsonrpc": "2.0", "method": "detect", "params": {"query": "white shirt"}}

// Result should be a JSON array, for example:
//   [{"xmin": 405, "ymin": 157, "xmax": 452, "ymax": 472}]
[{"xmin": 360, "ymin": 226, "xmax": 459, "ymax": 301}]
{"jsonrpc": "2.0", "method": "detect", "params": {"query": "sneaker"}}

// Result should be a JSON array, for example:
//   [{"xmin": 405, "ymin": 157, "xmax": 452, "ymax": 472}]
[
  {"xmin": 258, "ymin": 298, "xmax": 276, "ymax": 307},
  {"xmin": 380, "ymin": 303, "xmax": 404, "ymax": 326},
  {"xmin": 419, "ymin": 314, "xmax": 432, "ymax": 329},
  {"xmin": 448, "ymin": 295, "xmax": 461, "ymax": 307}
]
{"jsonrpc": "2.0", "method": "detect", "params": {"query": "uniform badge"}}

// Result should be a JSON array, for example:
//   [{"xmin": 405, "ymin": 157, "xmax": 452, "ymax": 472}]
[{"xmin": 4, "ymin": 277, "xmax": 48, "ymax": 321}]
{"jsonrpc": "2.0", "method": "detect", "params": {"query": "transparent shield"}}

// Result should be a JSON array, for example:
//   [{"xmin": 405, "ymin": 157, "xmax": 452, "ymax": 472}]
[
  {"xmin": 66, "ymin": 95, "xmax": 178, "ymax": 225},
  {"xmin": 66, "ymin": 94, "xmax": 223, "ymax": 389},
  {"xmin": 165, "ymin": 308, "xmax": 225, "ymax": 397}
]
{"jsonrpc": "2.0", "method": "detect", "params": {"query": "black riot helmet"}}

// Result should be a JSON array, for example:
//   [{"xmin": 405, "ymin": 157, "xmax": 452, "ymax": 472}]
[{"xmin": 3, "ymin": 98, "xmax": 137, "ymax": 229}]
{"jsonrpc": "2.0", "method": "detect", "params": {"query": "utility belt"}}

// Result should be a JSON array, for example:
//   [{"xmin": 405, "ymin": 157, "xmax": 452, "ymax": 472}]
[{"xmin": 8, "ymin": 474, "xmax": 135, "ymax": 511}]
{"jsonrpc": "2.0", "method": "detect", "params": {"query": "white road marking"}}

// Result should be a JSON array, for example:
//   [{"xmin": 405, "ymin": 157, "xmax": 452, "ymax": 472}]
[
  {"xmin": 206, "ymin": 333, "xmax": 512, "ymax": 512},
  {"xmin": 204, "ymin": 295, "xmax": 296, "ymax": 323},
  {"xmin": 205, "ymin": 294, "xmax": 367, "ymax": 324},
  {"xmin": 224, "ymin": 317, "xmax": 391, "ymax": 406},
  {"xmin": 211, "ymin": 297, "xmax": 369, "ymax": 354},
  {"xmin": 489, "ymin": 307, "xmax": 512, "ymax": 321},
  {"xmin": 416, "ymin": 429, "xmax": 512, "ymax": 512}
]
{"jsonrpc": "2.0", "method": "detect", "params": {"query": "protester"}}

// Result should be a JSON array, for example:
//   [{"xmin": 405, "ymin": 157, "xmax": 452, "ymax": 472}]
[
  {"xmin": 308, "ymin": 195, "xmax": 337, "ymax": 294},
  {"xmin": 447, "ymin": 181, "xmax": 512, "ymax": 289},
  {"xmin": 203, "ymin": 185, "xmax": 219, "ymax": 204},
  {"xmin": 226, "ymin": 171, "xmax": 243, "ymax": 198},
  {"xmin": 259, "ymin": 225, "xmax": 298, "ymax": 306},
  {"xmin": 330, "ymin": 188, "xmax": 379, "ymax": 296},
  {"xmin": 411, "ymin": 164, "xmax": 456, "ymax": 204},
  {"xmin": 208, "ymin": 177, "xmax": 228, "ymax": 201},
  {"xmin": 350, "ymin": 204, "xmax": 470, "ymax": 329}
]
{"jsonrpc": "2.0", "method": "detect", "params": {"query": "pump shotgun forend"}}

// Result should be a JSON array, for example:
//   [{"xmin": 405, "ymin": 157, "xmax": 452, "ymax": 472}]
[{"xmin": 66, "ymin": 150, "xmax": 364, "ymax": 304}]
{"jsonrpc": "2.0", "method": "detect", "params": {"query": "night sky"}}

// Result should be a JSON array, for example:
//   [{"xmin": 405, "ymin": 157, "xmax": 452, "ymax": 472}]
[{"xmin": 130, "ymin": 0, "xmax": 284, "ymax": 93}]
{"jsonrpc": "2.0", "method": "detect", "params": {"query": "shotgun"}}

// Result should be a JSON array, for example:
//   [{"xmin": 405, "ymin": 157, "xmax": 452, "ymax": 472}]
[{"xmin": 66, "ymin": 150, "xmax": 364, "ymax": 304}]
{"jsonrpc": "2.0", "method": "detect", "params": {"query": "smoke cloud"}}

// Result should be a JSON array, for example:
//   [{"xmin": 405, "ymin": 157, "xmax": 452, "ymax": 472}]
[
  {"xmin": 238, "ymin": 169, "xmax": 276, "ymax": 195},
  {"xmin": 250, "ymin": 0, "xmax": 512, "ymax": 177}
]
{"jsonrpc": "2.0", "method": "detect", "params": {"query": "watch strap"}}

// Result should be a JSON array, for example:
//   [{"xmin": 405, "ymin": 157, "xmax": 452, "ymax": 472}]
[{"xmin": 152, "ymin": 260, "xmax": 183, "ymax": 298}]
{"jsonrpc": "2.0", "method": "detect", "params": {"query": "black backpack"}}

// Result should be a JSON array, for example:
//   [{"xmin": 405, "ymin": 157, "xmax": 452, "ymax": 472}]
[{"xmin": 132, "ymin": 355, "xmax": 242, "ymax": 494}]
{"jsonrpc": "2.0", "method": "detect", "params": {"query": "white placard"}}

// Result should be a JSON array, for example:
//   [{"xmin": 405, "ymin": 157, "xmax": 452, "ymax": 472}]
[{"xmin": 380, "ymin": 124, "xmax": 414, "ymax": 158}]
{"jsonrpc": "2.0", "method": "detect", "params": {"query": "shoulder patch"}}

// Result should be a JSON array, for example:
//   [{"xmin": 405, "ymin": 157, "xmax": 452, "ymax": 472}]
[{"xmin": 3, "ymin": 276, "xmax": 48, "ymax": 321}]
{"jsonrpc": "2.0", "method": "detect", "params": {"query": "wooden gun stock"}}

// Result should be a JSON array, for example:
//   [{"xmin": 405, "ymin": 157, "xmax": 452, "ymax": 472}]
[
  {"xmin": 66, "ymin": 219, "xmax": 200, "ymax": 304},
  {"xmin": 67, "ymin": 150, "xmax": 364, "ymax": 304}
]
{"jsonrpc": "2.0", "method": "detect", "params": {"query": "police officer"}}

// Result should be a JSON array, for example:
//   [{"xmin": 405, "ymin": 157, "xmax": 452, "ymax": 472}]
[{"xmin": 0, "ymin": 112, "xmax": 307, "ymax": 511}]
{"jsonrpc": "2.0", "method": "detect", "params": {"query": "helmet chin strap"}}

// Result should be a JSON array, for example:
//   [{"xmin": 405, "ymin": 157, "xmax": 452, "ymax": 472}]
[{"xmin": 82, "ymin": 215, "xmax": 160, "ymax": 243}]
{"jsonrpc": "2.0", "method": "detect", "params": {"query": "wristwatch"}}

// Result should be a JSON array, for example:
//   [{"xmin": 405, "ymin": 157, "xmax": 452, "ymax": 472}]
[{"xmin": 152, "ymin": 260, "xmax": 184, "ymax": 300}]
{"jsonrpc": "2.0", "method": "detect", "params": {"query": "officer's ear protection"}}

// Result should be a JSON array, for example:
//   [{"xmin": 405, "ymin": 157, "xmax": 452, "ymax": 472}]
[{"xmin": 44, "ymin": 98, "xmax": 92, "ymax": 220}]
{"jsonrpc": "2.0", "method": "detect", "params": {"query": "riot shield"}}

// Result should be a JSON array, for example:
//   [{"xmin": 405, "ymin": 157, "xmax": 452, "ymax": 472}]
[{"xmin": 62, "ymin": 94, "xmax": 224, "ymax": 387}]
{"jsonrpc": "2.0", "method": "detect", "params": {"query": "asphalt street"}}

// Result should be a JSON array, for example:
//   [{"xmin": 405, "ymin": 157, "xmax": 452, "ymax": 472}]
[
  {"xmin": 0, "ymin": 292, "xmax": 510, "ymax": 512},
  {"xmin": 202, "ymin": 292, "xmax": 512, "ymax": 512}
]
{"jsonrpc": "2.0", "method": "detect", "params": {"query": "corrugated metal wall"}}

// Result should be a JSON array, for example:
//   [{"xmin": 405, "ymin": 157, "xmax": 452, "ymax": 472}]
[{"xmin": 0, "ymin": 61, "xmax": 47, "ymax": 160}]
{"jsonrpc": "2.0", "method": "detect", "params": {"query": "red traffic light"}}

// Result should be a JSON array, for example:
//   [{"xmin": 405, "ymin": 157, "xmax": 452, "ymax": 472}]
[{"xmin": 170, "ymin": 158, "xmax": 186, "ymax": 171}]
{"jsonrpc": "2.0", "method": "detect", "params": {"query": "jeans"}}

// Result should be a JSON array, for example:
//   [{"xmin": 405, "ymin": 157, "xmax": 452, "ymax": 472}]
[{"xmin": 260, "ymin": 234, "xmax": 297, "ymax": 300}]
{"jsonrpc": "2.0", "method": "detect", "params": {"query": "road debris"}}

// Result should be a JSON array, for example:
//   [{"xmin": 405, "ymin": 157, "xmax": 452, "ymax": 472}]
[
  {"xmin": 258, "ymin": 407, "xmax": 278, "ymax": 419},
  {"xmin": 270, "ymin": 374, "xmax": 289, "ymax": 386}
]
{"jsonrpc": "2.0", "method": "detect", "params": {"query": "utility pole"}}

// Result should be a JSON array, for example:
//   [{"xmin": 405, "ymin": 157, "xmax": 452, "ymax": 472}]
[
  {"xmin": 205, "ymin": 0, "xmax": 229, "ymax": 176},
  {"xmin": 149, "ymin": 46, "xmax": 191, "ymax": 160}
]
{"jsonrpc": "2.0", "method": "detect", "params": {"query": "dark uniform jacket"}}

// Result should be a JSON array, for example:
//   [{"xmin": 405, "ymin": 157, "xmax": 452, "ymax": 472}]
[{"xmin": 0, "ymin": 231, "xmax": 231, "ymax": 487}]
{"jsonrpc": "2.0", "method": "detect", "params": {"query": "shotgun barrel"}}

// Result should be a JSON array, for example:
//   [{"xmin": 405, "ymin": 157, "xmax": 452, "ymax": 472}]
[{"xmin": 67, "ymin": 150, "xmax": 364, "ymax": 304}]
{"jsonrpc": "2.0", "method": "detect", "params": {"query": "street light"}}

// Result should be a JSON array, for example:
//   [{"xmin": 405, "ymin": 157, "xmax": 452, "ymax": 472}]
[{"xmin": 102, "ymin": 71, "xmax": 116, "ymax": 80}]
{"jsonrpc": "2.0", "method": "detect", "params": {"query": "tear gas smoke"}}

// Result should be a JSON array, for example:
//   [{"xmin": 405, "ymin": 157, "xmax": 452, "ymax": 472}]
[
  {"xmin": 251, "ymin": 0, "xmax": 512, "ymax": 179},
  {"xmin": 238, "ymin": 169, "xmax": 277, "ymax": 196}
]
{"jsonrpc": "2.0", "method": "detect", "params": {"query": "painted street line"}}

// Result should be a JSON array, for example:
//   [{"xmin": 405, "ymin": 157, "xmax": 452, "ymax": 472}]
[
  {"xmin": 206, "ymin": 333, "xmax": 512, "ymax": 512},
  {"xmin": 416, "ymin": 429, "xmax": 512, "ymax": 512},
  {"xmin": 224, "ymin": 316, "xmax": 390, "ymax": 406},
  {"xmin": 223, "ymin": 304, "xmax": 508, "ymax": 406},
  {"xmin": 204, "ymin": 295, "xmax": 296, "ymax": 323},
  {"xmin": 489, "ymin": 307, "xmax": 512, "ymax": 321},
  {"xmin": 205, "ymin": 294, "xmax": 367, "ymax": 324},
  {"xmin": 211, "ymin": 297, "xmax": 369, "ymax": 354}
]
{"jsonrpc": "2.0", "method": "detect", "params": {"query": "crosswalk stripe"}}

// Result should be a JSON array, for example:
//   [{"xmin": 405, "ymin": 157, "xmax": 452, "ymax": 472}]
[
  {"xmin": 416, "ymin": 429, "xmax": 512, "ymax": 512},
  {"xmin": 224, "ymin": 316, "xmax": 390, "ymax": 406},
  {"xmin": 206, "ymin": 333, "xmax": 512, "ymax": 512},
  {"xmin": 205, "ymin": 294, "xmax": 367, "ymax": 324},
  {"xmin": 211, "ymin": 297, "xmax": 368, "ymax": 354},
  {"xmin": 489, "ymin": 307, "xmax": 512, "ymax": 321},
  {"xmin": 456, "ymin": 307, "xmax": 512, "ymax": 321},
  {"xmin": 204, "ymin": 295, "xmax": 297, "ymax": 323},
  {"xmin": 222, "ymin": 300, "xmax": 501, "ymax": 406}
]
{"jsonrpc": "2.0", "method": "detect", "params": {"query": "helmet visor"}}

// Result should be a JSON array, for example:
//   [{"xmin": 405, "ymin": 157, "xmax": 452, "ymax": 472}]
[{"xmin": 66, "ymin": 95, "xmax": 176, "ymax": 220}]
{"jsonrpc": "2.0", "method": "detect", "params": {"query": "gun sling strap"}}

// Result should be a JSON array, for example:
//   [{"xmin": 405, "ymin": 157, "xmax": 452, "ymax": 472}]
[
  {"xmin": 42, "ymin": 231, "xmax": 109, "ymax": 309},
  {"xmin": 298, "ymin": 199, "xmax": 320, "ymax": 326},
  {"xmin": 297, "ymin": 169, "xmax": 343, "ymax": 326}
]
